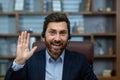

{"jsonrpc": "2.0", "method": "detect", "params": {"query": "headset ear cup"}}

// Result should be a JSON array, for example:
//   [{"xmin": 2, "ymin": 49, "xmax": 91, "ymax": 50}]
[
  {"xmin": 42, "ymin": 33, "xmax": 45, "ymax": 38},
  {"xmin": 68, "ymin": 35, "xmax": 71, "ymax": 40}
]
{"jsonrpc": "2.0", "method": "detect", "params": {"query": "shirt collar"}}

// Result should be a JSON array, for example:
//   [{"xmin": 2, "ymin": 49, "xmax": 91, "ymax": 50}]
[{"xmin": 46, "ymin": 49, "xmax": 65, "ymax": 63}]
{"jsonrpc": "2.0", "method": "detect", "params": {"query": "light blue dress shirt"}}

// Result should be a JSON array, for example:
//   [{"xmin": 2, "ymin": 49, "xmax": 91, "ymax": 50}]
[
  {"xmin": 45, "ymin": 50, "xmax": 64, "ymax": 80},
  {"xmin": 12, "ymin": 49, "xmax": 65, "ymax": 80}
]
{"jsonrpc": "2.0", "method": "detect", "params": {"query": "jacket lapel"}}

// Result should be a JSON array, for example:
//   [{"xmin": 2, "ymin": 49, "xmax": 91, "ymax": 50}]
[
  {"xmin": 62, "ymin": 50, "xmax": 73, "ymax": 80},
  {"xmin": 36, "ymin": 49, "xmax": 46, "ymax": 80}
]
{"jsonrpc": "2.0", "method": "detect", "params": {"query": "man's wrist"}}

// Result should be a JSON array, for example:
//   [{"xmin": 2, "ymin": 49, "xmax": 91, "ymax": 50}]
[{"xmin": 12, "ymin": 60, "xmax": 25, "ymax": 71}]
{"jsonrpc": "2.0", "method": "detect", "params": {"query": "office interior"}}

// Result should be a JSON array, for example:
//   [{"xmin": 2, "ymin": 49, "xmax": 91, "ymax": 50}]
[{"xmin": 0, "ymin": 0, "xmax": 120, "ymax": 80}]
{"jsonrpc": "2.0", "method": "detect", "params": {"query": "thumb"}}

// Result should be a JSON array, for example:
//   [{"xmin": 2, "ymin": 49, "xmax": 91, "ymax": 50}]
[{"xmin": 30, "ymin": 46, "xmax": 37, "ymax": 54}]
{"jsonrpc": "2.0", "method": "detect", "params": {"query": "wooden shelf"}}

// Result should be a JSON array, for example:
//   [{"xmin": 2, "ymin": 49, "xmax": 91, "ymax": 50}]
[
  {"xmin": 0, "ymin": 54, "xmax": 116, "ymax": 59},
  {"xmin": 0, "ymin": 11, "xmax": 116, "ymax": 15},
  {"xmin": 0, "ymin": 77, "xmax": 4, "ymax": 80},
  {"xmin": 0, "ymin": 12, "xmax": 16, "ymax": 15},
  {"xmin": 0, "ymin": 34, "xmax": 42, "ymax": 37},
  {"xmin": 71, "ymin": 33, "xmax": 116, "ymax": 37},
  {"xmin": 0, "ymin": 55, "xmax": 15, "ymax": 59},
  {"xmin": 92, "ymin": 33, "xmax": 116, "ymax": 37},
  {"xmin": 61, "ymin": 11, "xmax": 116, "ymax": 15},
  {"xmin": 71, "ymin": 34, "xmax": 91, "ymax": 37},
  {"xmin": 0, "ymin": 34, "xmax": 19, "ymax": 37},
  {"xmin": 94, "ymin": 54, "xmax": 116, "ymax": 59},
  {"xmin": 97, "ymin": 76, "xmax": 117, "ymax": 80}
]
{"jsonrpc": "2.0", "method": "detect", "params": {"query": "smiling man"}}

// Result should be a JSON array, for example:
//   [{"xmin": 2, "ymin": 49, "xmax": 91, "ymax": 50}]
[
  {"xmin": 45, "ymin": 21, "xmax": 68, "ymax": 60},
  {"xmin": 5, "ymin": 12, "xmax": 97, "ymax": 80}
]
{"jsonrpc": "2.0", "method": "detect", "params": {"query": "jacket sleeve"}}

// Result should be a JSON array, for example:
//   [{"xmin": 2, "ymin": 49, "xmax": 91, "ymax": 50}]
[
  {"xmin": 79, "ymin": 55, "xmax": 98, "ymax": 80},
  {"xmin": 4, "ymin": 65, "xmax": 27, "ymax": 80}
]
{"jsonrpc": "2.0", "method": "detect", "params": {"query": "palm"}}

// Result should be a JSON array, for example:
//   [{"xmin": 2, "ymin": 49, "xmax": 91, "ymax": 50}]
[
  {"xmin": 17, "ymin": 43, "xmax": 30, "ymax": 60},
  {"xmin": 15, "ymin": 31, "xmax": 37, "ymax": 65}
]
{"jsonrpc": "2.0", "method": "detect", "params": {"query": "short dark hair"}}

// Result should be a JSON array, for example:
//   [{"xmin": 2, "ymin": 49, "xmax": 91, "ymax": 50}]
[{"xmin": 42, "ymin": 12, "xmax": 71, "ymax": 39}]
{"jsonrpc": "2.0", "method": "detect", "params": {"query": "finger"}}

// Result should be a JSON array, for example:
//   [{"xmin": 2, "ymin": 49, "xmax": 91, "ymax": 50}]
[
  {"xmin": 24, "ymin": 31, "xmax": 27, "ymax": 42},
  {"xmin": 26, "ymin": 33, "xmax": 30, "ymax": 47},
  {"xmin": 24, "ymin": 31, "xmax": 27, "ymax": 38},
  {"xmin": 30, "ymin": 46, "xmax": 37, "ymax": 54},
  {"xmin": 21, "ymin": 32, "xmax": 24, "ymax": 45},
  {"xmin": 23, "ymin": 31, "xmax": 27, "ymax": 43},
  {"xmin": 18, "ymin": 35, "xmax": 21, "ymax": 45}
]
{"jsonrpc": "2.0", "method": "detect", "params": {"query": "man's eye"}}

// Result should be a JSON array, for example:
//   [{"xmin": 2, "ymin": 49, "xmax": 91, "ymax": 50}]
[
  {"xmin": 60, "ymin": 31, "xmax": 67, "ymax": 35},
  {"xmin": 49, "ymin": 31, "xmax": 55, "ymax": 35}
]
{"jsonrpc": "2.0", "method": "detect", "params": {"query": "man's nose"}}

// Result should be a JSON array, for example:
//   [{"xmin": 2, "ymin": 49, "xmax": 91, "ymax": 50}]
[{"xmin": 54, "ymin": 34, "xmax": 61, "ymax": 41}]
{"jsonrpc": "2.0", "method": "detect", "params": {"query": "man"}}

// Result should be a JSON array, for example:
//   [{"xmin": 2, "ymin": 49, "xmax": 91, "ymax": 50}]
[{"xmin": 5, "ymin": 12, "xmax": 97, "ymax": 80}]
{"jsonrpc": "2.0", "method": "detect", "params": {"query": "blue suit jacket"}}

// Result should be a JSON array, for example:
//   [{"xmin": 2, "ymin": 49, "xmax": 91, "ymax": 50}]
[{"xmin": 5, "ymin": 48, "xmax": 97, "ymax": 80}]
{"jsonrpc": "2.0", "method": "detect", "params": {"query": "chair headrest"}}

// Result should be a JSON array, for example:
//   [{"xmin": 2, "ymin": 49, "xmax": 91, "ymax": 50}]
[{"xmin": 33, "ymin": 41, "xmax": 94, "ymax": 65}]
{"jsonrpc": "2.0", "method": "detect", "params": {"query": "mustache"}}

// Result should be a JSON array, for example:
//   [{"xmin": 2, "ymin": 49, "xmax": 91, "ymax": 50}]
[{"xmin": 52, "ymin": 41, "xmax": 63, "ymax": 45}]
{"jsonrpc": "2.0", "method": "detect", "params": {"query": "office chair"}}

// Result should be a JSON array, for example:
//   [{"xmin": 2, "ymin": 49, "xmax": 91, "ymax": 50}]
[{"xmin": 32, "ymin": 41, "xmax": 94, "ymax": 65}]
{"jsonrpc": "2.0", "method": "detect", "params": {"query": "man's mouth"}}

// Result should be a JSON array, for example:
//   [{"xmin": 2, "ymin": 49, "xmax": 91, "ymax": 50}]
[{"xmin": 52, "ymin": 43, "xmax": 62, "ymax": 49}]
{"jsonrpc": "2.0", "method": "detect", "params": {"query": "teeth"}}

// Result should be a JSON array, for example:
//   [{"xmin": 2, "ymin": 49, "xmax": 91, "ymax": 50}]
[
  {"xmin": 53, "ymin": 44, "xmax": 61, "ymax": 46},
  {"xmin": 54, "ymin": 44, "xmax": 60, "ymax": 46}
]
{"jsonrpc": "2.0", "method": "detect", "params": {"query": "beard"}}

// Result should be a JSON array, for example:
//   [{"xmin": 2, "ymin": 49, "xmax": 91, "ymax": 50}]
[{"xmin": 45, "ymin": 39, "xmax": 68, "ymax": 57}]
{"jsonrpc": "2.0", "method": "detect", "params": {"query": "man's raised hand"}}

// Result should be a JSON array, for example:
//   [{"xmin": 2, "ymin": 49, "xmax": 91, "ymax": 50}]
[{"xmin": 15, "ymin": 31, "xmax": 37, "ymax": 65}]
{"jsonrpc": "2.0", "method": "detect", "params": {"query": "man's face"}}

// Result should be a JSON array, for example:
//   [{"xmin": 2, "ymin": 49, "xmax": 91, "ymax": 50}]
[{"xmin": 45, "ymin": 22, "xmax": 69, "ymax": 56}]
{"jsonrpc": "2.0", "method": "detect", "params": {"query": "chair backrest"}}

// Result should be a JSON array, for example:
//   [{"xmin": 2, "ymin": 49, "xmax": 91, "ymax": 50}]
[{"xmin": 32, "ymin": 41, "xmax": 94, "ymax": 65}]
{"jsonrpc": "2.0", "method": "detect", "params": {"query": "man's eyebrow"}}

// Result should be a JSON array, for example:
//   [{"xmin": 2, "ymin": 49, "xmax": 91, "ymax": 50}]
[
  {"xmin": 61, "ymin": 29, "xmax": 68, "ymax": 32},
  {"xmin": 49, "ymin": 29, "xmax": 56, "ymax": 31},
  {"xmin": 48, "ymin": 28, "xmax": 67, "ymax": 31}
]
